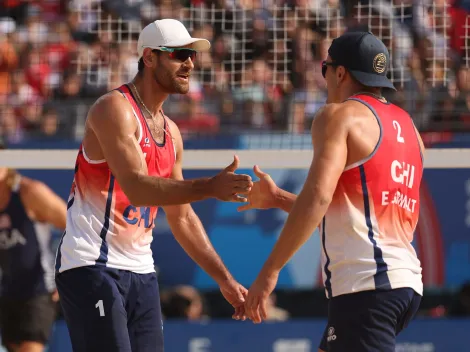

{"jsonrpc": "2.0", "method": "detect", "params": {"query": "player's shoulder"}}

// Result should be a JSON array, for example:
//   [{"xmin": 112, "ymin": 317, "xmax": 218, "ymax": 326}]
[
  {"xmin": 89, "ymin": 89, "xmax": 130, "ymax": 117},
  {"xmin": 313, "ymin": 102, "xmax": 357, "ymax": 130},
  {"xmin": 87, "ymin": 89, "xmax": 136, "ymax": 131}
]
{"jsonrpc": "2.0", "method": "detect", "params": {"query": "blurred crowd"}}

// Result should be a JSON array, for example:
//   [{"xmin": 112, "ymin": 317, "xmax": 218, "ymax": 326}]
[{"xmin": 1, "ymin": 0, "xmax": 470, "ymax": 144}]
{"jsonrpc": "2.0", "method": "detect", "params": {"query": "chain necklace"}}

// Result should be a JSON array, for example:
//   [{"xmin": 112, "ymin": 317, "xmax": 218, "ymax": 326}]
[
  {"xmin": 355, "ymin": 91, "xmax": 386, "ymax": 101},
  {"xmin": 130, "ymin": 82, "xmax": 171, "ymax": 140}
]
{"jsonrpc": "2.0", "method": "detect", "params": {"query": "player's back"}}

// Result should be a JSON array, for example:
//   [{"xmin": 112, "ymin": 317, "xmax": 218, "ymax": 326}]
[
  {"xmin": 55, "ymin": 84, "xmax": 176, "ymax": 274},
  {"xmin": 320, "ymin": 92, "xmax": 423, "ymax": 299}
]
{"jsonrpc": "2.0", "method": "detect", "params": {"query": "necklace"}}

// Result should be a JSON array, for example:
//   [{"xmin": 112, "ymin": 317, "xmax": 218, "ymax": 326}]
[
  {"xmin": 356, "ymin": 91, "xmax": 386, "ymax": 101},
  {"xmin": 130, "ymin": 82, "xmax": 171, "ymax": 140}
]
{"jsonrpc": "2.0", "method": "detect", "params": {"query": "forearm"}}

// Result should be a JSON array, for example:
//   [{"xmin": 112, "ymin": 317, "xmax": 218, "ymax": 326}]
[
  {"xmin": 128, "ymin": 175, "xmax": 213, "ymax": 207},
  {"xmin": 261, "ymin": 189, "xmax": 329, "ymax": 276},
  {"xmin": 274, "ymin": 188, "xmax": 298, "ymax": 213},
  {"xmin": 169, "ymin": 209, "xmax": 232, "ymax": 284}
]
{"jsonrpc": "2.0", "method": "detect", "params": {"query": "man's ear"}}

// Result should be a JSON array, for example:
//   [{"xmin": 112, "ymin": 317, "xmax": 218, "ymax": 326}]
[{"xmin": 142, "ymin": 48, "xmax": 155, "ymax": 68}]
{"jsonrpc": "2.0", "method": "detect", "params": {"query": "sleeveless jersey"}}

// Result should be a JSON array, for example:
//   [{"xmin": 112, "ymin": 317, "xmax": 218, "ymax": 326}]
[
  {"xmin": 55, "ymin": 84, "xmax": 176, "ymax": 274},
  {"xmin": 0, "ymin": 176, "xmax": 55, "ymax": 299},
  {"xmin": 320, "ymin": 93, "xmax": 423, "ymax": 299}
]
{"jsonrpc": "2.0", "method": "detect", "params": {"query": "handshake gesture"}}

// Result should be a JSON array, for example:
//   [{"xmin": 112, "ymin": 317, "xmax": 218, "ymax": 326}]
[
  {"xmin": 210, "ymin": 159, "xmax": 283, "ymax": 323},
  {"xmin": 219, "ymin": 271, "xmax": 279, "ymax": 324},
  {"xmin": 210, "ymin": 157, "xmax": 280, "ymax": 210}
]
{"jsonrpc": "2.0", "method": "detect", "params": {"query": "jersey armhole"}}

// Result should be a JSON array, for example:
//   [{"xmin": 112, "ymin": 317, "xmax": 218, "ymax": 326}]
[
  {"xmin": 410, "ymin": 118, "xmax": 424, "ymax": 165},
  {"xmin": 343, "ymin": 98, "xmax": 383, "ymax": 171}
]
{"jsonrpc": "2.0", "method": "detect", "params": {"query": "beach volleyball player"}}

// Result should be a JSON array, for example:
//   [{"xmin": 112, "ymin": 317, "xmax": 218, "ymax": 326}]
[
  {"xmin": 54, "ymin": 19, "xmax": 252, "ymax": 352},
  {"xmin": 241, "ymin": 32, "xmax": 425, "ymax": 352}
]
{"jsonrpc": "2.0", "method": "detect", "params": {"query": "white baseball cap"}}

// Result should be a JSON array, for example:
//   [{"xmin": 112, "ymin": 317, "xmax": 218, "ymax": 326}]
[{"xmin": 137, "ymin": 19, "xmax": 211, "ymax": 58}]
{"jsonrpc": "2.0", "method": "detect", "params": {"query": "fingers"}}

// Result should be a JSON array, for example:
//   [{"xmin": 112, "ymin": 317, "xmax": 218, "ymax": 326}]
[
  {"xmin": 234, "ymin": 174, "xmax": 252, "ymax": 181},
  {"xmin": 260, "ymin": 297, "xmax": 268, "ymax": 321},
  {"xmin": 231, "ymin": 194, "xmax": 248, "ymax": 203},
  {"xmin": 253, "ymin": 165, "xmax": 267, "ymax": 179},
  {"xmin": 237, "ymin": 203, "xmax": 253, "ymax": 212},
  {"xmin": 225, "ymin": 155, "xmax": 240, "ymax": 173},
  {"xmin": 233, "ymin": 305, "xmax": 247, "ymax": 321},
  {"xmin": 235, "ymin": 178, "xmax": 253, "ymax": 187},
  {"xmin": 247, "ymin": 296, "xmax": 262, "ymax": 324}
]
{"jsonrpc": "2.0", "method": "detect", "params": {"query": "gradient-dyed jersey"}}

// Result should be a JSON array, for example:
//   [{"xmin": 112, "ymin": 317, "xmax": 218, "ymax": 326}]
[
  {"xmin": 320, "ymin": 94, "xmax": 423, "ymax": 299},
  {"xmin": 55, "ymin": 84, "xmax": 176, "ymax": 274}
]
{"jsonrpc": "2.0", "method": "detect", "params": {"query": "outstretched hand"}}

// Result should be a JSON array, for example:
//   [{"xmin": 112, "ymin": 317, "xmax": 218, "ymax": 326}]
[
  {"xmin": 210, "ymin": 155, "xmax": 253, "ymax": 203},
  {"xmin": 237, "ymin": 165, "xmax": 279, "ymax": 212}
]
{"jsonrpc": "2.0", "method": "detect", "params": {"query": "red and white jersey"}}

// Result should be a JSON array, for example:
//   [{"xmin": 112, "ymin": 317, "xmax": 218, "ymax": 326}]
[
  {"xmin": 320, "ymin": 93, "xmax": 423, "ymax": 298},
  {"xmin": 55, "ymin": 84, "xmax": 176, "ymax": 274}
]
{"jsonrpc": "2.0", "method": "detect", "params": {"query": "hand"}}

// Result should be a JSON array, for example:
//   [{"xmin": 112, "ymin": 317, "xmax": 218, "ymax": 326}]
[
  {"xmin": 210, "ymin": 155, "xmax": 253, "ymax": 202},
  {"xmin": 219, "ymin": 278, "xmax": 249, "ymax": 321},
  {"xmin": 245, "ymin": 271, "xmax": 279, "ymax": 324},
  {"xmin": 237, "ymin": 165, "xmax": 279, "ymax": 211}
]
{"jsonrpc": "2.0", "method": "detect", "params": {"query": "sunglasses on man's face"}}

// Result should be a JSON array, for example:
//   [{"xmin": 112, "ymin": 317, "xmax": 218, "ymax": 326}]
[
  {"xmin": 321, "ymin": 60, "xmax": 337, "ymax": 78},
  {"xmin": 153, "ymin": 47, "xmax": 197, "ymax": 62}
]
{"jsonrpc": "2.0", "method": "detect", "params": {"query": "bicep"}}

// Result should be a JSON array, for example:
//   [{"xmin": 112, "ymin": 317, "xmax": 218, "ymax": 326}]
[{"xmin": 88, "ymin": 96, "xmax": 148, "ymax": 190}]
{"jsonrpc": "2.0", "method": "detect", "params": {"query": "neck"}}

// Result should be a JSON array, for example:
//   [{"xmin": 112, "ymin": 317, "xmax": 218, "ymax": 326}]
[
  {"xmin": 131, "ymin": 74, "xmax": 168, "ymax": 115},
  {"xmin": 339, "ymin": 85, "xmax": 383, "ymax": 102}
]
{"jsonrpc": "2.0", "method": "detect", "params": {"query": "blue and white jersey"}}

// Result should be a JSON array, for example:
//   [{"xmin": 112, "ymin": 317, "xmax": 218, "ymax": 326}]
[{"xmin": 0, "ymin": 176, "xmax": 56, "ymax": 299}]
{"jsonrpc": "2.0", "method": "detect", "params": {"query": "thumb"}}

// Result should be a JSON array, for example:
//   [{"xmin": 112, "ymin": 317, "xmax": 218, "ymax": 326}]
[
  {"xmin": 225, "ymin": 155, "xmax": 239, "ymax": 173},
  {"xmin": 253, "ymin": 165, "xmax": 267, "ymax": 179}
]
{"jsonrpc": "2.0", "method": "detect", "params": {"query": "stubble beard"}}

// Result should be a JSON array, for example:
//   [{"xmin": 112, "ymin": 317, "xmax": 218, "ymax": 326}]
[{"xmin": 154, "ymin": 68, "xmax": 189, "ymax": 95}]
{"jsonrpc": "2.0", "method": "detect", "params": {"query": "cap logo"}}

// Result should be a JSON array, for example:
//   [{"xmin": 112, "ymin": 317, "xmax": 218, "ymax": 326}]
[{"xmin": 373, "ymin": 53, "xmax": 387, "ymax": 74}]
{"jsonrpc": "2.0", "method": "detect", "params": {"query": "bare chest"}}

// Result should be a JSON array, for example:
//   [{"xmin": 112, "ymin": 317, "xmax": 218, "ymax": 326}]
[{"xmin": 143, "ymin": 114, "xmax": 166, "ymax": 145}]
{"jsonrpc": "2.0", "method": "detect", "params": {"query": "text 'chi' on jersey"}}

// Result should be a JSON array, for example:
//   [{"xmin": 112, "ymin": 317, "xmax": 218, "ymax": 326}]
[{"xmin": 319, "ymin": 93, "xmax": 423, "ymax": 299}]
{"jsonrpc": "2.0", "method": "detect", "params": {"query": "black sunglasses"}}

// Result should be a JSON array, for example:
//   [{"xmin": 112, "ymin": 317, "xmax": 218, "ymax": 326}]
[
  {"xmin": 322, "ymin": 60, "xmax": 338, "ymax": 78},
  {"xmin": 152, "ymin": 47, "xmax": 197, "ymax": 62}
]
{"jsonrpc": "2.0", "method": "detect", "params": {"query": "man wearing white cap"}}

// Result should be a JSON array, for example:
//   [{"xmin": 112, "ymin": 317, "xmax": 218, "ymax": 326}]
[{"xmin": 54, "ymin": 19, "xmax": 252, "ymax": 352}]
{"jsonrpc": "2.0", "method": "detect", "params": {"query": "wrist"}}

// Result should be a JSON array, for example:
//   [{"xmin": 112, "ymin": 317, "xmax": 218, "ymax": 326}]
[
  {"xmin": 215, "ymin": 272, "xmax": 234, "ymax": 287},
  {"xmin": 260, "ymin": 265, "xmax": 280, "ymax": 281},
  {"xmin": 273, "ymin": 187, "xmax": 284, "ymax": 207},
  {"xmin": 193, "ymin": 177, "xmax": 213, "ymax": 199}
]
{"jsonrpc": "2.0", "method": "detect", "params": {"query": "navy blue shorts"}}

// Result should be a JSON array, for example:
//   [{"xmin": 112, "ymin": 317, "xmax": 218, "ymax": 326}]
[
  {"xmin": 55, "ymin": 266, "xmax": 163, "ymax": 352},
  {"xmin": 319, "ymin": 288, "xmax": 421, "ymax": 352}
]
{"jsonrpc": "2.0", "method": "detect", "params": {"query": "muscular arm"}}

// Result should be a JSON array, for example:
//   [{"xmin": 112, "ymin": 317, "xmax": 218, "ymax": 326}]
[
  {"xmin": 22, "ymin": 179, "xmax": 67, "ymax": 230},
  {"xmin": 259, "ymin": 105, "xmax": 349, "ymax": 276},
  {"xmin": 88, "ymin": 93, "xmax": 249, "ymax": 207},
  {"xmin": 162, "ymin": 123, "xmax": 232, "ymax": 284}
]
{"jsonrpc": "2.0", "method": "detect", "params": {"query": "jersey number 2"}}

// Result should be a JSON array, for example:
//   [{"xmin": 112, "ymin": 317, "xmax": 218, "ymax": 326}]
[{"xmin": 393, "ymin": 120, "xmax": 405, "ymax": 143}]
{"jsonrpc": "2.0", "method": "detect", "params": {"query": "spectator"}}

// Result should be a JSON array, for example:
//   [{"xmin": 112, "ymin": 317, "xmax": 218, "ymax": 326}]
[
  {"xmin": 162, "ymin": 285, "xmax": 209, "ymax": 321},
  {"xmin": 0, "ymin": 0, "xmax": 468, "ymax": 143}
]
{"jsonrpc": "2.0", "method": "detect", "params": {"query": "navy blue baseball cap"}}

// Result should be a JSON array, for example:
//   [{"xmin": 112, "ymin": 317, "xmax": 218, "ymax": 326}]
[{"xmin": 327, "ymin": 31, "xmax": 396, "ymax": 91}]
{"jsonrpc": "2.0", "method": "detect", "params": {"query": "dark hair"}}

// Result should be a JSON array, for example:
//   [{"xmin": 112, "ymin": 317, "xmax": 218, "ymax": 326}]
[
  {"xmin": 138, "ymin": 50, "xmax": 161, "ymax": 73},
  {"xmin": 138, "ymin": 58, "xmax": 144, "ymax": 73}
]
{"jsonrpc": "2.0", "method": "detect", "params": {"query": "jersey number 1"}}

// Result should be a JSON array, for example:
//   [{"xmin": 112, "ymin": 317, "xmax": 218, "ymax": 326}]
[
  {"xmin": 95, "ymin": 300, "xmax": 105, "ymax": 317},
  {"xmin": 393, "ymin": 120, "xmax": 405, "ymax": 143}
]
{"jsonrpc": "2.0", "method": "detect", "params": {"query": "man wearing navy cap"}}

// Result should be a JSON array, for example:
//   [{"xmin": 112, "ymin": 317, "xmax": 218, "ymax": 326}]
[{"xmin": 242, "ymin": 32, "xmax": 425, "ymax": 352}]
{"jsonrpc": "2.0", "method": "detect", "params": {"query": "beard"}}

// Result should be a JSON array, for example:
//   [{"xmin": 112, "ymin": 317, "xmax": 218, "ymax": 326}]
[{"xmin": 153, "ymin": 66, "xmax": 190, "ymax": 94}]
